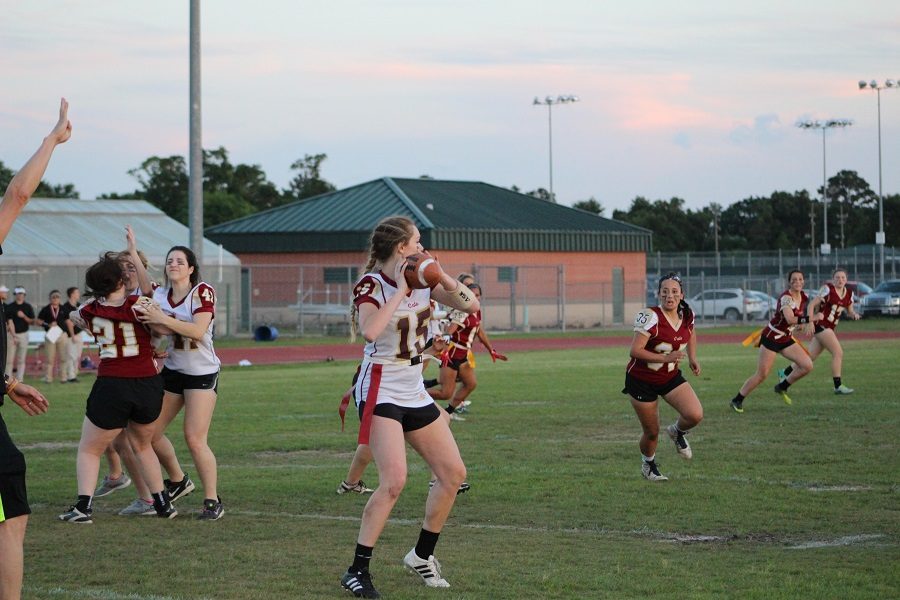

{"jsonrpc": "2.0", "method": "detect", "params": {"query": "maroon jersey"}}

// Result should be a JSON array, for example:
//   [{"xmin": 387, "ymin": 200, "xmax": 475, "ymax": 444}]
[
  {"xmin": 814, "ymin": 283, "xmax": 852, "ymax": 331},
  {"xmin": 626, "ymin": 306, "xmax": 693, "ymax": 385},
  {"xmin": 448, "ymin": 309, "xmax": 482, "ymax": 361},
  {"xmin": 75, "ymin": 295, "xmax": 157, "ymax": 378},
  {"xmin": 762, "ymin": 290, "xmax": 807, "ymax": 343}
]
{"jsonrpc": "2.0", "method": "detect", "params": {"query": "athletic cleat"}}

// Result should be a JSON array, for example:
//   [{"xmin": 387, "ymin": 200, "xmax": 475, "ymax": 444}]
[
  {"xmin": 58, "ymin": 506, "xmax": 93, "ymax": 524},
  {"xmin": 730, "ymin": 399, "xmax": 744, "ymax": 414},
  {"xmin": 156, "ymin": 503, "xmax": 178, "ymax": 519},
  {"xmin": 197, "ymin": 497, "xmax": 224, "ymax": 521},
  {"xmin": 341, "ymin": 569, "xmax": 380, "ymax": 598},
  {"xmin": 641, "ymin": 460, "xmax": 668, "ymax": 482},
  {"xmin": 164, "ymin": 474, "xmax": 195, "ymax": 503},
  {"xmin": 428, "ymin": 480, "xmax": 471, "ymax": 495},
  {"xmin": 777, "ymin": 368, "xmax": 787, "ymax": 383},
  {"xmin": 666, "ymin": 424, "xmax": 692, "ymax": 459},
  {"xmin": 94, "ymin": 474, "xmax": 132, "ymax": 497},
  {"xmin": 118, "ymin": 498, "xmax": 156, "ymax": 516},
  {"xmin": 461, "ymin": 400, "xmax": 472, "ymax": 408},
  {"xmin": 834, "ymin": 384, "xmax": 854, "ymax": 395},
  {"xmin": 337, "ymin": 480, "xmax": 374, "ymax": 495},
  {"xmin": 403, "ymin": 548, "xmax": 450, "ymax": 588},
  {"xmin": 449, "ymin": 412, "xmax": 466, "ymax": 422},
  {"xmin": 774, "ymin": 385, "xmax": 792, "ymax": 405}
]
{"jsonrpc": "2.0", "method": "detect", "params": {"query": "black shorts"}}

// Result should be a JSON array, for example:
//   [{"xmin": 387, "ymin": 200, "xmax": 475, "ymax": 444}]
[
  {"xmin": 760, "ymin": 335, "xmax": 795, "ymax": 352},
  {"xmin": 86, "ymin": 375, "xmax": 164, "ymax": 430},
  {"xmin": 161, "ymin": 367, "xmax": 219, "ymax": 395},
  {"xmin": 622, "ymin": 372, "xmax": 687, "ymax": 403},
  {"xmin": 0, "ymin": 471, "xmax": 30, "ymax": 522},
  {"xmin": 446, "ymin": 355, "xmax": 468, "ymax": 371},
  {"xmin": 814, "ymin": 325, "xmax": 828, "ymax": 335},
  {"xmin": 358, "ymin": 401, "xmax": 441, "ymax": 433}
]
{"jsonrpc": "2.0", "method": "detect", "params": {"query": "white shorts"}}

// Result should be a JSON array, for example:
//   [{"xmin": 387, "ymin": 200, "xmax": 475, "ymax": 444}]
[{"xmin": 355, "ymin": 359, "xmax": 431, "ymax": 409}]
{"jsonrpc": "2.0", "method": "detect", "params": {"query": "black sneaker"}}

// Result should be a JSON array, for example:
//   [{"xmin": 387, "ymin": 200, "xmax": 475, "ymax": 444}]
[
  {"xmin": 58, "ymin": 505, "xmax": 93, "ymax": 524},
  {"xmin": 156, "ymin": 502, "xmax": 178, "ymax": 519},
  {"xmin": 164, "ymin": 474, "xmax": 195, "ymax": 502},
  {"xmin": 341, "ymin": 569, "xmax": 380, "ymax": 598},
  {"xmin": 198, "ymin": 497, "xmax": 224, "ymax": 521},
  {"xmin": 730, "ymin": 398, "xmax": 744, "ymax": 414}
]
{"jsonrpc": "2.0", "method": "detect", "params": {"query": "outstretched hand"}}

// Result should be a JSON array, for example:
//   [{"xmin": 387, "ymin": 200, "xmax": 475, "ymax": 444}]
[
  {"xmin": 9, "ymin": 383, "xmax": 49, "ymax": 416},
  {"xmin": 125, "ymin": 224, "xmax": 137, "ymax": 253},
  {"xmin": 489, "ymin": 349, "xmax": 508, "ymax": 362},
  {"xmin": 48, "ymin": 97, "xmax": 72, "ymax": 145}
]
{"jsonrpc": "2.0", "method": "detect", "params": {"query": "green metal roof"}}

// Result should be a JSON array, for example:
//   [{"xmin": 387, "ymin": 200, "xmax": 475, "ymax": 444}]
[
  {"xmin": 206, "ymin": 178, "xmax": 652, "ymax": 253},
  {"xmin": 3, "ymin": 198, "xmax": 241, "ymax": 267}
]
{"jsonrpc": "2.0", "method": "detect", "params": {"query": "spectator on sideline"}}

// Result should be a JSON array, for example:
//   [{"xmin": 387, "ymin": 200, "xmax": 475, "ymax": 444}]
[
  {"xmin": 36, "ymin": 290, "xmax": 67, "ymax": 383},
  {"xmin": 0, "ymin": 97, "xmax": 68, "ymax": 600},
  {"xmin": 5, "ymin": 288, "xmax": 35, "ymax": 380},
  {"xmin": 59, "ymin": 287, "xmax": 82, "ymax": 383}
]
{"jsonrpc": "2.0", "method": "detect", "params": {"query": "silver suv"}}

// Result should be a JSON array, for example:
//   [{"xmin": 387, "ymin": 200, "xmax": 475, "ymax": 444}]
[{"xmin": 688, "ymin": 288, "xmax": 766, "ymax": 321}]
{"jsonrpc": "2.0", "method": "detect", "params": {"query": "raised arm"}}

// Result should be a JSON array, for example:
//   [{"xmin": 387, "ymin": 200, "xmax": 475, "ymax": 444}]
[
  {"xmin": 125, "ymin": 225, "xmax": 154, "ymax": 295},
  {"xmin": 0, "ymin": 98, "xmax": 72, "ymax": 243}
]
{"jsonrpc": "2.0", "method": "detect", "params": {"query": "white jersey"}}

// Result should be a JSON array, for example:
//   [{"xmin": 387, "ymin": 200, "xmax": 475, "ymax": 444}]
[
  {"xmin": 152, "ymin": 282, "xmax": 220, "ymax": 375},
  {"xmin": 352, "ymin": 270, "xmax": 432, "ymax": 408}
]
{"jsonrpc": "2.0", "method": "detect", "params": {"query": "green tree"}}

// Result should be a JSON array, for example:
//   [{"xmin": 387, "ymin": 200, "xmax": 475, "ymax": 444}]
[
  {"xmin": 286, "ymin": 153, "xmax": 336, "ymax": 201},
  {"xmin": 128, "ymin": 155, "xmax": 189, "ymax": 222},
  {"xmin": 572, "ymin": 197, "xmax": 604, "ymax": 216},
  {"xmin": 0, "ymin": 159, "xmax": 79, "ymax": 198},
  {"xmin": 822, "ymin": 170, "xmax": 877, "ymax": 248}
]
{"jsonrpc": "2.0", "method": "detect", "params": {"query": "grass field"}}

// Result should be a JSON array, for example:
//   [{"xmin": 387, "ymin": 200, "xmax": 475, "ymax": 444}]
[{"xmin": 6, "ymin": 334, "xmax": 899, "ymax": 599}]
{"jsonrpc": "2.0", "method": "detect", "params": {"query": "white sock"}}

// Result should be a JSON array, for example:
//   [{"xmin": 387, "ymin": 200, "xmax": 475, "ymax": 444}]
[{"xmin": 642, "ymin": 454, "xmax": 655, "ymax": 463}]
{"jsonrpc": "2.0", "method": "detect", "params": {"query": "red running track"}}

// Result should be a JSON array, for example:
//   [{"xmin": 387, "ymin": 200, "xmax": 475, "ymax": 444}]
[{"xmin": 215, "ymin": 330, "xmax": 899, "ymax": 367}]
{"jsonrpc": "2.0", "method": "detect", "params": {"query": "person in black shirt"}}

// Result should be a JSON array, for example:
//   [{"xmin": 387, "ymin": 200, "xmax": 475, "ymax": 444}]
[
  {"xmin": 5, "ymin": 288, "xmax": 34, "ymax": 380},
  {"xmin": 36, "ymin": 290, "xmax": 67, "ymax": 383},
  {"xmin": 0, "ymin": 98, "xmax": 68, "ymax": 600},
  {"xmin": 59, "ymin": 287, "xmax": 82, "ymax": 383}
]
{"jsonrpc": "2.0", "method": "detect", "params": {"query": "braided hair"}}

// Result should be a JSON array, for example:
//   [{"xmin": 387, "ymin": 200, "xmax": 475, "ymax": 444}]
[{"xmin": 349, "ymin": 216, "xmax": 417, "ymax": 340}]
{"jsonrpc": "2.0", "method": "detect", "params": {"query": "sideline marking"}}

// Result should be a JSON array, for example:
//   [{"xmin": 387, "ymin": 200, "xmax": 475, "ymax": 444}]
[{"xmin": 226, "ymin": 509, "xmax": 890, "ymax": 548}]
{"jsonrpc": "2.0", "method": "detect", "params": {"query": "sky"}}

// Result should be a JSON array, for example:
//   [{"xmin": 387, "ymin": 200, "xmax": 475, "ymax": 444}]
[{"xmin": 2, "ymin": 1, "xmax": 899, "ymax": 215}]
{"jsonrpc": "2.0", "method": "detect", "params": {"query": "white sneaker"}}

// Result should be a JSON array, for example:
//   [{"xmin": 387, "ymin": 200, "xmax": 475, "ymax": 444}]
[
  {"xmin": 834, "ymin": 384, "xmax": 854, "ymax": 395},
  {"xmin": 641, "ymin": 460, "xmax": 668, "ymax": 482},
  {"xmin": 403, "ymin": 548, "xmax": 450, "ymax": 588},
  {"xmin": 666, "ymin": 424, "xmax": 692, "ymax": 459},
  {"xmin": 449, "ymin": 412, "xmax": 466, "ymax": 422}
]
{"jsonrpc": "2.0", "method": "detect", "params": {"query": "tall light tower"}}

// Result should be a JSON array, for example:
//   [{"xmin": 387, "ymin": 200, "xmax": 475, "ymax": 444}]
[
  {"xmin": 532, "ymin": 95, "xmax": 579, "ymax": 202},
  {"xmin": 858, "ymin": 79, "xmax": 897, "ymax": 284},
  {"xmin": 796, "ymin": 118, "xmax": 853, "ymax": 255}
]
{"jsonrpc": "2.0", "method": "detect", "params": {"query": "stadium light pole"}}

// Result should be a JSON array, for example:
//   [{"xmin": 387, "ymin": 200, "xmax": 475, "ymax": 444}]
[
  {"xmin": 796, "ymin": 118, "xmax": 853, "ymax": 256},
  {"xmin": 858, "ymin": 79, "xmax": 897, "ymax": 284},
  {"xmin": 189, "ymin": 0, "xmax": 203, "ymax": 264},
  {"xmin": 533, "ymin": 95, "xmax": 579, "ymax": 202}
]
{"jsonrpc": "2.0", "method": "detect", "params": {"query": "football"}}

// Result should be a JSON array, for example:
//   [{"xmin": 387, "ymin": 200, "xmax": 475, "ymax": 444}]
[{"xmin": 404, "ymin": 253, "xmax": 441, "ymax": 289}]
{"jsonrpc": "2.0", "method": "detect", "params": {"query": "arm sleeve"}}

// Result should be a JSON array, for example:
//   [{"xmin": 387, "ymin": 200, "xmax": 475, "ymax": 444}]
[{"xmin": 632, "ymin": 308, "xmax": 658, "ymax": 335}]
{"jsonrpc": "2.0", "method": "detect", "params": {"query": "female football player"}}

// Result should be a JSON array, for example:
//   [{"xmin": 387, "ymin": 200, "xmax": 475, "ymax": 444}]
[
  {"xmin": 623, "ymin": 273, "xmax": 702, "ymax": 482},
  {"xmin": 94, "ymin": 230, "xmax": 174, "ymax": 516},
  {"xmin": 730, "ymin": 270, "xmax": 823, "ymax": 413},
  {"xmin": 339, "ymin": 216, "xmax": 479, "ymax": 599},
  {"xmin": 58, "ymin": 252, "xmax": 176, "ymax": 523},
  {"xmin": 779, "ymin": 268, "xmax": 860, "ymax": 394},
  {"xmin": 428, "ymin": 282, "xmax": 507, "ymax": 421},
  {"xmin": 136, "ymin": 246, "xmax": 223, "ymax": 520}
]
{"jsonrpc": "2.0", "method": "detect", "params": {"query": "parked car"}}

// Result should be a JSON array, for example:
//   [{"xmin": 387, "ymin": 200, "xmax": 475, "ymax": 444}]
[
  {"xmin": 846, "ymin": 281, "xmax": 873, "ymax": 314},
  {"xmin": 859, "ymin": 279, "xmax": 900, "ymax": 317},
  {"xmin": 688, "ymin": 289, "xmax": 766, "ymax": 321},
  {"xmin": 745, "ymin": 290, "xmax": 778, "ymax": 320}
]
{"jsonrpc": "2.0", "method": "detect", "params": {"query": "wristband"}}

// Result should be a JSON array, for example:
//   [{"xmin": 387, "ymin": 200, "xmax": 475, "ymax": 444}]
[
  {"xmin": 797, "ymin": 315, "xmax": 809, "ymax": 324},
  {"xmin": 5, "ymin": 376, "xmax": 20, "ymax": 395}
]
